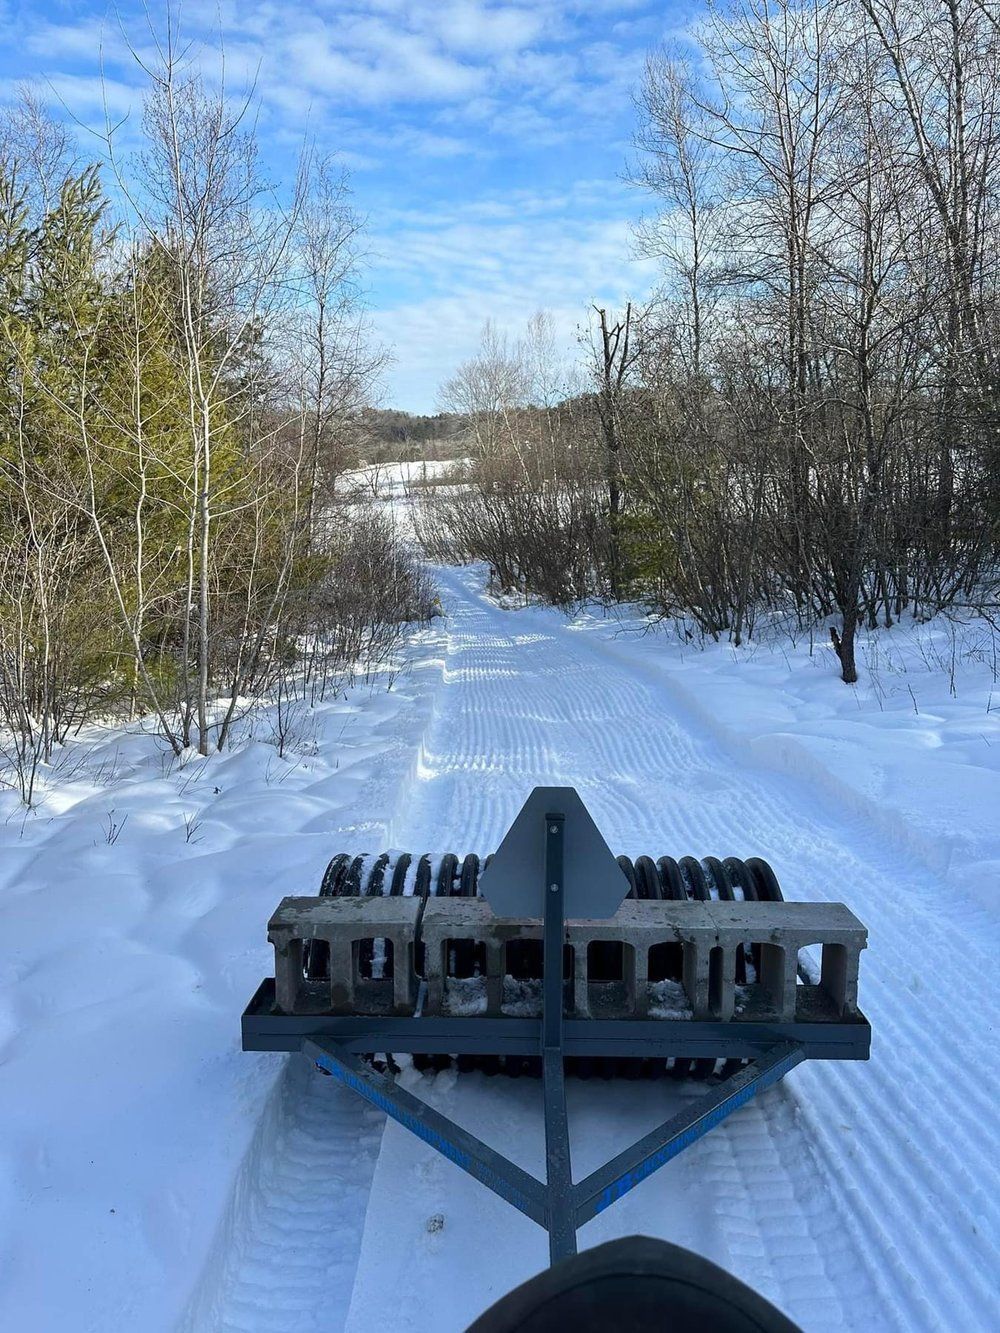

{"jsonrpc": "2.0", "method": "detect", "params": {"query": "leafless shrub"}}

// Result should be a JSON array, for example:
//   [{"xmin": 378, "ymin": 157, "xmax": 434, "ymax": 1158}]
[{"xmin": 102, "ymin": 809, "xmax": 128, "ymax": 845}]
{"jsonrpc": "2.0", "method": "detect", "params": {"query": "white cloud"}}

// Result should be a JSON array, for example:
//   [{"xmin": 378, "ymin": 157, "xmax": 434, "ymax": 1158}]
[
  {"xmin": 12, "ymin": 2, "xmax": 662, "ymax": 155},
  {"xmin": 280, "ymin": 21, "xmax": 484, "ymax": 104},
  {"xmin": 19, "ymin": 71, "xmax": 138, "ymax": 121},
  {"xmin": 24, "ymin": 18, "xmax": 116, "ymax": 61},
  {"xmin": 2, "ymin": 2, "xmax": 666, "ymax": 413},
  {"xmin": 369, "ymin": 185, "xmax": 658, "ymax": 410},
  {"xmin": 417, "ymin": 4, "xmax": 549, "ymax": 55}
]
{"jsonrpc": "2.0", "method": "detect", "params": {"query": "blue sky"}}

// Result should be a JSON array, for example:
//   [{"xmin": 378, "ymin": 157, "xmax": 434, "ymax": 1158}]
[{"xmin": 1, "ymin": 2, "xmax": 683, "ymax": 411}]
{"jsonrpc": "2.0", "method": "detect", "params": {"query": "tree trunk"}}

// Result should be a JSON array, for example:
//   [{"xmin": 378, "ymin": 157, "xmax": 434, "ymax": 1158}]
[{"xmin": 830, "ymin": 612, "xmax": 859, "ymax": 685}]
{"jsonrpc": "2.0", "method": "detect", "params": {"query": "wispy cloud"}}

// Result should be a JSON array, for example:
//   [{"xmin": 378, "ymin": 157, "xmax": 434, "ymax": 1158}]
[
  {"xmin": 370, "ymin": 182, "xmax": 658, "ymax": 408},
  {"xmin": 1, "ymin": 1, "xmax": 672, "ymax": 410}
]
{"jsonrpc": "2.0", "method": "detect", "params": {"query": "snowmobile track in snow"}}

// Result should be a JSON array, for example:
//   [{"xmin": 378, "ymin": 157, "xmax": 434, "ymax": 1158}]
[
  {"xmin": 181, "ymin": 1055, "xmax": 383, "ymax": 1333},
  {"xmin": 199, "ymin": 564, "xmax": 999, "ymax": 1333}
]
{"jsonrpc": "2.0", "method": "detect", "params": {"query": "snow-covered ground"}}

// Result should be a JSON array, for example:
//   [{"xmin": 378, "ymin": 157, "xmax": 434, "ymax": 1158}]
[
  {"xmin": 1, "ymin": 553, "xmax": 998, "ymax": 1332},
  {"xmin": 565, "ymin": 603, "xmax": 1000, "ymax": 915},
  {"xmin": 0, "ymin": 658, "xmax": 448, "ymax": 1332}
]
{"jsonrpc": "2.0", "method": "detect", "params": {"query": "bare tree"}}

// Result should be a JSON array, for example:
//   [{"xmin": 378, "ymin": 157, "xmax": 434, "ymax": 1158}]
[
  {"xmin": 617, "ymin": 0, "xmax": 1000, "ymax": 679},
  {"xmin": 634, "ymin": 51, "xmax": 723, "ymax": 377},
  {"xmin": 104, "ymin": 21, "xmax": 306, "ymax": 752},
  {"xmin": 591, "ymin": 304, "xmax": 641, "ymax": 595},
  {"xmin": 439, "ymin": 320, "xmax": 530, "ymax": 465}
]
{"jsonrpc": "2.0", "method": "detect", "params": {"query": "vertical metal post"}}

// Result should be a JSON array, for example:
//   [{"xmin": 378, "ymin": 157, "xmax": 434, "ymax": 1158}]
[
  {"xmin": 542, "ymin": 812, "xmax": 576, "ymax": 1263},
  {"xmin": 543, "ymin": 815, "xmax": 565, "ymax": 1051}
]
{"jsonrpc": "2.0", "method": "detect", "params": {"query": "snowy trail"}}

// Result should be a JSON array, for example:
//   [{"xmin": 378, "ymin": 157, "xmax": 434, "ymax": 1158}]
[
  {"xmin": 172, "ymin": 650, "xmax": 450, "ymax": 1333},
  {"xmin": 345, "ymin": 566, "xmax": 998, "ymax": 1332},
  {"xmin": 204, "ymin": 564, "xmax": 997, "ymax": 1333}
]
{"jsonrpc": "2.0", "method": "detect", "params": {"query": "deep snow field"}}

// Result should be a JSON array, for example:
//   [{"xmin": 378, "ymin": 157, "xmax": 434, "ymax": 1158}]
[{"xmin": 1, "ymin": 486, "xmax": 998, "ymax": 1331}]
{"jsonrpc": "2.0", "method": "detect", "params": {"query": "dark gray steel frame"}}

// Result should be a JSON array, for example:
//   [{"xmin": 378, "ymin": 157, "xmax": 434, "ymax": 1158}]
[{"xmin": 243, "ymin": 813, "xmax": 869, "ymax": 1265}]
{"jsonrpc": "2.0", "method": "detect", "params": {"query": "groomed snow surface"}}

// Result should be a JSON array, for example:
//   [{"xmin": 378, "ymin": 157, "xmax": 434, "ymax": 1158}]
[{"xmin": 2, "ymin": 555, "xmax": 998, "ymax": 1332}]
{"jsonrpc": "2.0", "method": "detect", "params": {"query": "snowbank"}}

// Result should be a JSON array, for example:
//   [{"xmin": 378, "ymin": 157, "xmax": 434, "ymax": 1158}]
[
  {"xmin": 0, "ymin": 639, "xmax": 445, "ymax": 1333},
  {"xmin": 562, "ymin": 607, "xmax": 1000, "ymax": 915}
]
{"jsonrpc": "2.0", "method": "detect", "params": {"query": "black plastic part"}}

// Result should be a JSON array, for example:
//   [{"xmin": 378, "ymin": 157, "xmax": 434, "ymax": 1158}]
[
  {"xmin": 656, "ymin": 856, "xmax": 686, "ymax": 900},
  {"xmin": 344, "ymin": 854, "xmax": 366, "ymax": 896},
  {"xmin": 633, "ymin": 856, "xmax": 662, "ymax": 900},
  {"xmin": 679, "ymin": 856, "xmax": 710, "ymax": 901},
  {"xmin": 316, "ymin": 848, "xmax": 783, "ymax": 907},
  {"xmin": 390, "ymin": 853, "xmax": 412, "ymax": 896},
  {"xmin": 746, "ymin": 857, "xmax": 783, "ymax": 902},
  {"xmin": 461, "ymin": 853, "xmax": 480, "ymax": 896},
  {"xmin": 439, "ymin": 852, "xmax": 460, "ymax": 896},
  {"xmin": 725, "ymin": 857, "xmax": 757, "ymax": 901},
  {"xmin": 367, "ymin": 852, "xmax": 390, "ymax": 895},
  {"xmin": 466, "ymin": 1234, "xmax": 802, "ymax": 1333},
  {"xmin": 312, "ymin": 846, "xmax": 783, "ymax": 917},
  {"xmin": 702, "ymin": 855, "xmax": 732, "ymax": 901},
  {"xmin": 616, "ymin": 855, "xmax": 638, "ymax": 897},
  {"xmin": 318, "ymin": 852, "xmax": 350, "ymax": 896},
  {"xmin": 415, "ymin": 854, "xmax": 433, "ymax": 897}
]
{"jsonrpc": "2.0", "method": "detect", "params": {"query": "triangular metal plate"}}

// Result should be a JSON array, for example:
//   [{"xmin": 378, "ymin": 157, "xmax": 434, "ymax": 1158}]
[{"xmin": 478, "ymin": 786, "xmax": 628, "ymax": 919}]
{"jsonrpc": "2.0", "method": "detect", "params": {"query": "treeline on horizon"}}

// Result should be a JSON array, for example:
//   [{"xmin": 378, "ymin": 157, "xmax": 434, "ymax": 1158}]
[{"xmin": 419, "ymin": 0, "xmax": 1000, "ymax": 687}]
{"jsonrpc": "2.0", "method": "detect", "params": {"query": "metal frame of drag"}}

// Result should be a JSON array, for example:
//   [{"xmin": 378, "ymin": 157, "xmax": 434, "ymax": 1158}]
[{"xmin": 242, "ymin": 788, "xmax": 871, "ymax": 1265}]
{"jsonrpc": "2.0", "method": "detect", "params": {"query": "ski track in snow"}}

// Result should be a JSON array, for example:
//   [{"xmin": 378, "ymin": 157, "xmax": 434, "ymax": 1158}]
[
  {"xmin": 202, "ymin": 563, "xmax": 999, "ymax": 1333},
  {"xmin": 176, "ymin": 643, "xmax": 450, "ymax": 1333},
  {"xmin": 181, "ymin": 1058, "xmax": 383, "ymax": 1333}
]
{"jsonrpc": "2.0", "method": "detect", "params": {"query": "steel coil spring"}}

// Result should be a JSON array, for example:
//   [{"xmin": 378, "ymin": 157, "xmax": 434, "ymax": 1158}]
[
  {"xmin": 305, "ymin": 848, "xmax": 782, "ymax": 1081},
  {"xmin": 313, "ymin": 848, "xmax": 782, "ymax": 906}
]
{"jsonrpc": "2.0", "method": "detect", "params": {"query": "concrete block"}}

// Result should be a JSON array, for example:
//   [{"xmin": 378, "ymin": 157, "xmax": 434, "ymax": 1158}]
[{"xmin": 265, "ymin": 892, "xmax": 866, "ymax": 1026}]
